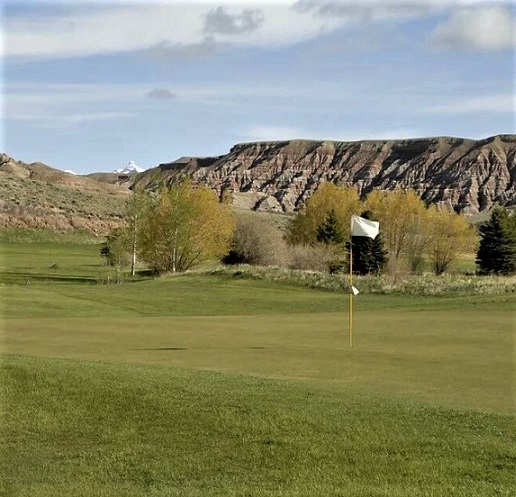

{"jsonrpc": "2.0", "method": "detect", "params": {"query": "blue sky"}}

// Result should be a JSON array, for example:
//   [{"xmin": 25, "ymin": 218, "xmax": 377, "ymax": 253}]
[{"xmin": 2, "ymin": 0, "xmax": 514, "ymax": 174}]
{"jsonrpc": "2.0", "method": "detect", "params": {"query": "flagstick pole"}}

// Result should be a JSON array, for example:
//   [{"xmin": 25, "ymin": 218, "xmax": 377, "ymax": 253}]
[{"xmin": 349, "ymin": 239, "xmax": 353, "ymax": 348}]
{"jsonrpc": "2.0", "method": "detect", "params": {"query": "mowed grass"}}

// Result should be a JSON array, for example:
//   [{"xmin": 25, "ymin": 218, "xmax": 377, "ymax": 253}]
[{"xmin": 1, "ymin": 241, "xmax": 516, "ymax": 496}]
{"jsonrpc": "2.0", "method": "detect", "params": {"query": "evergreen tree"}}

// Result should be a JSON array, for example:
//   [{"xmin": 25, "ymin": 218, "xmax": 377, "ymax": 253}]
[
  {"xmin": 316, "ymin": 209, "xmax": 346, "ymax": 273},
  {"xmin": 349, "ymin": 211, "xmax": 387, "ymax": 275},
  {"xmin": 476, "ymin": 207, "xmax": 516, "ymax": 275},
  {"xmin": 316, "ymin": 209, "xmax": 345, "ymax": 245}
]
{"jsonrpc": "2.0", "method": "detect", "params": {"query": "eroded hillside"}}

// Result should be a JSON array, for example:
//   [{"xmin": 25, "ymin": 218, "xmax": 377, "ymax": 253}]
[{"xmin": 134, "ymin": 135, "xmax": 516, "ymax": 215}]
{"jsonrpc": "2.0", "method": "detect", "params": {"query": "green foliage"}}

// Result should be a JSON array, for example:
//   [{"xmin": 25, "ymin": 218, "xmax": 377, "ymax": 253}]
[
  {"xmin": 289, "ymin": 187, "xmax": 479, "ymax": 276},
  {"xmin": 349, "ymin": 211, "xmax": 387, "ymax": 275},
  {"xmin": 316, "ymin": 209, "xmax": 345, "ymax": 245},
  {"xmin": 100, "ymin": 228, "xmax": 130, "ymax": 268},
  {"xmin": 476, "ymin": 207, "xmax": 516, "ymax": 275},
  {"xmin": 365, "ymin": 189, "xmax": 428, "ymax": 275},
  {"xmin": 287, "ymin": 183, "xmax": 360, "ymax": 245},
  {"xmin": 426, "ymin": 205, "xmax": 478, "ymax": 275},
  {"xmin": 315, "ymin": 208, "xmax": 347, "ymax": 273},
  {"xmin": 121, "ymin": 182, "xmax": 234, "ymax": 274}
]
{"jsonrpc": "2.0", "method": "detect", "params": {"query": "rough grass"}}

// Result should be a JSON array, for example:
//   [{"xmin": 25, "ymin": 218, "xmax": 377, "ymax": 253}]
[
  {"xmin": 2, "ymin": 355, "xmax": 515, "ymax": 497},
  {"xmin": 207, "ymin": 264, "xmax": 516, "ymax": 296}
]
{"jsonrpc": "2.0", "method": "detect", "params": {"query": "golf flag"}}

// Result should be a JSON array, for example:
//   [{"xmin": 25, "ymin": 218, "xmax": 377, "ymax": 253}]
[
  {"xmin": 351, "ymin": 215, "xmax": 379, "ymax": 239},
  {"xmin": 351, "ymin": 285, "xmax": 360, "ymax": 295}
]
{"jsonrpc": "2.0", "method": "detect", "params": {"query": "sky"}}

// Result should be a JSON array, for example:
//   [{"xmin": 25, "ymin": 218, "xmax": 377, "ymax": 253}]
[{"xmin": 1, "ymin": 0, "xmax": 515, "ymax": 174}]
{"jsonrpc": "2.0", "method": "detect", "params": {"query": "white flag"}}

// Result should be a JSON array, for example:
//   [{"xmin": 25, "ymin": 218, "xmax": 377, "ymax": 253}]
[
  {"xmin": 351, "ymin": 285, "xmax": 360, "ymax": 295},
  {"xmin": 351, "ymin": 215, "xmax": 379, "ymax": 239}
]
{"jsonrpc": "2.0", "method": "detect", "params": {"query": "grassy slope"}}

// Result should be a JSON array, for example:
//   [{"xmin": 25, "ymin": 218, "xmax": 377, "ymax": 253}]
[{"xmin": 1, "ymin": 241, "xmax": 515, "ymax": 496}]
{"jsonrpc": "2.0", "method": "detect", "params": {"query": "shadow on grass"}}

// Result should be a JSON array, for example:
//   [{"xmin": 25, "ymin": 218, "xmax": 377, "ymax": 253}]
[
  {"xmin": 134, "ymin": 347, "xmax": 188, "ymax": 351},
  {"xmin": 1, "ymin": 272, "xmax": 98, "ymax": 284}
]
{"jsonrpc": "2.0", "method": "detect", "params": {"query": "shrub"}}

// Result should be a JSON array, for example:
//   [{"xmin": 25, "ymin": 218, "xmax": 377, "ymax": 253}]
[
  {"xmin": 223, "ymin": 213, "xmax": 288, "ymax": 267},
  {"xmin": 287, "ymin": 244, "xmax": 339, "ymax": 272}
]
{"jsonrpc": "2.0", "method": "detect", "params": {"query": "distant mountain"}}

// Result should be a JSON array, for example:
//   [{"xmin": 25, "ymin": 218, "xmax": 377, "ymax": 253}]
[
  {"xmin": 0, "ymin": 153, "xmax": 129, "ymax": 235},
  {"xmin": 133, "ymin": 135, "xmax": 516, "ymax": 215},
  {"xmin": 114, "ymin": 161, "xmax": 145, "ymax": 174}
]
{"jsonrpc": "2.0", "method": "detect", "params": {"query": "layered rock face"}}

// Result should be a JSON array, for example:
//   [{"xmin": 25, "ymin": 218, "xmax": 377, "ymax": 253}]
[{"xmin": 136, "ymin": 135, "xmax": 516, "ymax": 215}]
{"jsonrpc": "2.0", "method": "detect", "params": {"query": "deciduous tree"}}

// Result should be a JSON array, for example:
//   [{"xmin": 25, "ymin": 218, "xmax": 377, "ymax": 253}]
[
  {"xmin": 426, "ymin": 206, "xmax": 477, "ymax": 275},
  {"xmin": 365, "ymin": 189, "xmax": 427, "ymax": 275},
  {"xmin": 287, "ymin": 183, "xmax": 361, "ymax": 245},
  {"xmin": 138, "ymin": 181, "xmax": 234, "ymax": 274}
]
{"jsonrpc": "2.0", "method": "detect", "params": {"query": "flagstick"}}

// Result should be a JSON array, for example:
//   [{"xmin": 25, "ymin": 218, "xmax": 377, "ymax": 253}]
[{"xmin": 349, "ymin": 239, "xmax": 353, "ymax": 348}]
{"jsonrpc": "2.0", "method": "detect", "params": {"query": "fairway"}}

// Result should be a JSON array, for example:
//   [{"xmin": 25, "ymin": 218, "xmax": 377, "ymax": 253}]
[{"xmin": 1, "ymin": 241, "xmax": 516, "ymax": 496}]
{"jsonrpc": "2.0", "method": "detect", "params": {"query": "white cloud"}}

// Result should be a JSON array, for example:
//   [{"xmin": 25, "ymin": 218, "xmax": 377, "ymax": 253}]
[
  {"xmin": 2, "ymin": 3, "xmax": 347, "ymax": 60},
  {"xmin": 425, "ymin": 94, "xmax": 515, "ymax": 114},
  {"xmin": 4, "ymin": 1, "xmax": 509, "ymax": 60},
  {"xmin": 430, "ymin": 5, "xmax": 515, "ymax": 50},
  {"xmin": 244, "ymin": 124, "xmax": 422, "ymax": 142},
  {"xmin": 4, "ymin": 5, "xmax": 207, "ymax": 59}
]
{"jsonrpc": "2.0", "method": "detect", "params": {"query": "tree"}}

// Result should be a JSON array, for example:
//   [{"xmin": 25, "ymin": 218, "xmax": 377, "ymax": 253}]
[
  {"xmin": 287, "ymin": 183, "xmax": 361, "ymax": 245},
  {"xmin": 316, "ymin": 209, "xmax": 345, "ymax": 245},
  {"xmin": 404, "ymin": 208, "xmax": 431, "ymax": 274},
  {"xmin": 100, "ymin": 228, "xmax": 131, "ymax": 283},
  {"xmin": 138, "ymin": 181, "xmax": 234, "ymax": 274},
  {"xmin": 349, "ymin": 211, "xmax": 387, "ymax": 275},
  {"xmin": 426, "ymin": 205, "xmax": 477, "ymax": 275},
  {"xmin": 124, "ymin": 190, "xmax": 151, "ymax": 276},
  {"xmin": 476, "ymin": 207, "xmax": 516, "ymax": 275},
  {"xmin": 315, "ymin": 208, "xmax": 347, "ymax": 273},
  {"xmin": 365, "ymin": 189, "xmax": 427, "ymax": 276},
  {"xmin": 100, "ymin": 228, "xmax": 129, "ymax": 268}
]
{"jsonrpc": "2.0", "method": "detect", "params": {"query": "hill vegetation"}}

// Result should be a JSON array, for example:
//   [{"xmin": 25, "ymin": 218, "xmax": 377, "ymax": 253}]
[{"xmin": 0, "ymin": 153, "xmax": 129, "ymax": 235}]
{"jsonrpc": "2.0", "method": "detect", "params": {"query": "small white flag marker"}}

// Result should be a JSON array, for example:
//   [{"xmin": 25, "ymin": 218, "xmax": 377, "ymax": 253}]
[{"xmin": 351, "ymin": 286, "xmax": 360, "ymax": 295}]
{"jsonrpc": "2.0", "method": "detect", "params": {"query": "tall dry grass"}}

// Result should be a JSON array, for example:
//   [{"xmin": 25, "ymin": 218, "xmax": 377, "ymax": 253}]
[{"xmin": 208, "ymin": 265, "xmax": 516, "ymax": 296}]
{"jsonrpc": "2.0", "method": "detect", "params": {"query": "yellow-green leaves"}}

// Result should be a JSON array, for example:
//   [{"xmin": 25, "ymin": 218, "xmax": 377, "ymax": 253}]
[{"xmin": 136, "ymin": 182, "xmax": 234, "ymax": 274}]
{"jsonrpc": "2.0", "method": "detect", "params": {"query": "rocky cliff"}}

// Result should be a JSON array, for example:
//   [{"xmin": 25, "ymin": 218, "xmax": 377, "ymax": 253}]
[{"xmin": 134, "ymin": 135, "xmax": 516, "ymax": 215}]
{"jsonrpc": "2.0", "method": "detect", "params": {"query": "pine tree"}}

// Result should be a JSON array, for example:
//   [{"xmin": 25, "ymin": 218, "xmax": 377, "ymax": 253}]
[
  {"xmin": 316, "ymin": 209, "xmax": 345, "ymax": 245},
  {"xmin": 476, "ymin": 207, "xmax": 516, "ymax": 275},
  {"xmin": 349, "ymin": 211, "xmax": 387, "ymax": 275},
  {"xmin": 316, "ymin": 209, "xmax": 346, "ymax": 273}
]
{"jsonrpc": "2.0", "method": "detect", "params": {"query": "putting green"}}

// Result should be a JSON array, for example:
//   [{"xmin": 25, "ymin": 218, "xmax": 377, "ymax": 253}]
[{"xmin": 4, "ymin": 304, "xmax": 513, "ymax": 414}]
